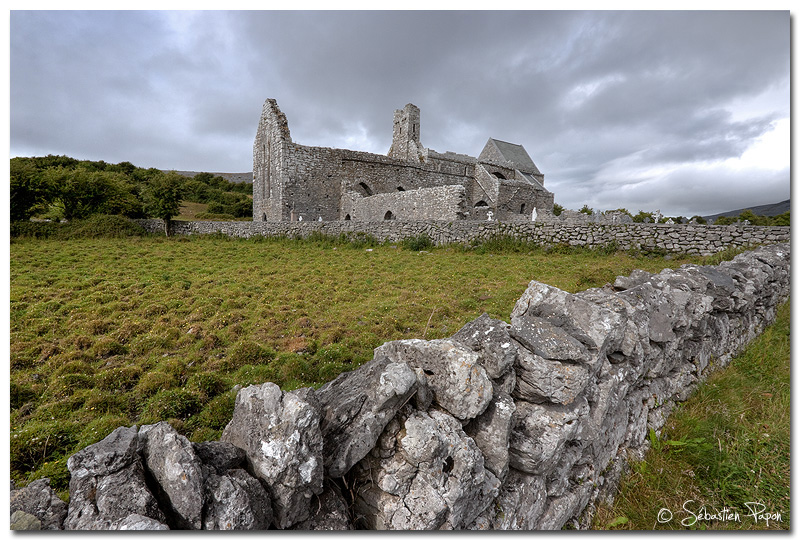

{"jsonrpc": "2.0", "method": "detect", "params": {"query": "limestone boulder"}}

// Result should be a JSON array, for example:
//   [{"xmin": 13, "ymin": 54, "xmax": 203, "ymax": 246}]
[
  {"xmin": 511, "ymin": 280, "xmax": 623, "ymax": 353},
  {"xmin": 291, "ymin": 481, "xmax": 353, "ymax": 530},
  {"xmin": 10, "ymin": 510, "xmax": 42, "ymax": 530},
  {"xmin": 509, "ymin": 315, "xmax": 590, "ymax": 364},
  {"xmin": 470, "ymin": 470, "xmax": 547, "ymax": 530},
  {"xmin": 451, "ymin": 313, "xmax": 517, "ymax": 379},
  {"xmin": 221, "ymin": 382, "xmax": 324, "ymax": 529},
  {"xmin": 109, "ymin": 514, "xmax": 171, "ymax": 530},
  {"xmin": 354, "ymin": 408, "xmax": 500, "ymax": 530},
  {"xmin": 374, "ymin": 339, "xmax": 493, "ymax": 421},
  {"xmin": 192, "ymin": 440, "xmax": 247, "ymax": 472},
  {"xmin": 464, "ymin": 391, "xmax": 515, "ymax": 480},
  {"xmin": 514, "ymin": 348, "xmax": 590, "ymax": 405},
  {"xmin": 138, "ymin": 422, "xmax": 205, "ymax": 529},
  {"xmin": 64, "ymin": 426, "xmax": 166, "ymax": 530},
  {"xmin": 509, "ymin": 398, "xmax": 590, "ymax": 475},
  {"xmin": 202, "ymin": 469, "xmax": 273, "ymax": 530},
  {"xmin": 193, "ymin": 440, "xmax": 273, "ymax": 530},
  {"xmin": 315, "ymin": 356, "xmax": 417, "ymax": 477},
  {"xmin": 9, "ymin": 477, "xmax": 68, "ymax": 530}
]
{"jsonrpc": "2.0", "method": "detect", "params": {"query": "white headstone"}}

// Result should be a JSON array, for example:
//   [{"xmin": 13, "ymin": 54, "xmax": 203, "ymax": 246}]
[
  {"xmin": 298, "ymin": 216, "xmax": 303, "ymax": 222},
  {"xmin": 531, "ymin": 207, "xmax": 537, "ymax": 222},
  {"xmin": 487, "ymin": 211, "xmax": 494, "ymax": 221}
]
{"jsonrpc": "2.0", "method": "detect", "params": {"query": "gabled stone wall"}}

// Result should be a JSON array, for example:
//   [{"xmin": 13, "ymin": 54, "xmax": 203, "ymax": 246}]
[{"xmin": 13, "ymin": 244, "xmax": 789, "ymax": 530}]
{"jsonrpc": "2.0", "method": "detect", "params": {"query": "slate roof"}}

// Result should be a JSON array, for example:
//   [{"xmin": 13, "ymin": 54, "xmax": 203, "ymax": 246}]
[{"xmin": 486, "ymin": 138, "xmax": 542, "ymax": 176}]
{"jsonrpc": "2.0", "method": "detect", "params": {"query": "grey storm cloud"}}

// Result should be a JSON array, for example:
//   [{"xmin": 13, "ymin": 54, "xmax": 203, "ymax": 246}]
[{"xmin": 10, "ymin": 10, "xmax": 790, "ymax": 217}]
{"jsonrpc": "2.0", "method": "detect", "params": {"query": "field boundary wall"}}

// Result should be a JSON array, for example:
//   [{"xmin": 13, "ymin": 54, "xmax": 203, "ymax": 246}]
[{"xmin": 134, "ymin": 218, "xmax": 789, "ymax": 256}]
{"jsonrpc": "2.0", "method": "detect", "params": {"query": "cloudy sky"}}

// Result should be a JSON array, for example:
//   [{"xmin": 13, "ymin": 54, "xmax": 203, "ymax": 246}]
[{"xmin": 10, "ymin": 10, "xmax": 791, "ymax": 217}]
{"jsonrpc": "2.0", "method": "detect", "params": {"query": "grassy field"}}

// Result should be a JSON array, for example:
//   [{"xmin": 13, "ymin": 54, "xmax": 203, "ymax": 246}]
[
  {"xmin": 8, "ymin": 233, "xmax": 735, "ymax": 496},
  {"xmin": 593, "ymin": 301, "xmax": 790, "ymax": 530}
]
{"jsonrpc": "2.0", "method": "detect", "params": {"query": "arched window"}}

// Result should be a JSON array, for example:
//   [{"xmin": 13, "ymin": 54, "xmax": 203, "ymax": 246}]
[
  {"xmin": 344, "ymin": 214, "xmax": 351, "ymax": 221},
  {"xmin": 474, "ymin": 200, "xmax": 489, "ymax": 208},
  {"xmin": 520, "ymin": 203, "xmax": 526, "ymax": 215},
  {"xmin": 358, "ymin": 182, "xmax": 373, "ymax": 196},
  {"xmin": 492, "ymin": 171, "xmax": 506, "ymax": 180},
  {"xmin": 384, "ymin": 211, "xmax": 395, "ymax": 220},
  {"xmin": 397, "ymin": 186, "xmax": 405, "ymax": 191},
  {"xmin": 262, "ymin": 213, "xmax": 267, "ymax": 221}
]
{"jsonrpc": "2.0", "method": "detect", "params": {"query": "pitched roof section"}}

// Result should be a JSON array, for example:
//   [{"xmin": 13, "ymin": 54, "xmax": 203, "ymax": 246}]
[{"xmin": 479, "ymin": 138, "xmax": 542, "ymax": 176}]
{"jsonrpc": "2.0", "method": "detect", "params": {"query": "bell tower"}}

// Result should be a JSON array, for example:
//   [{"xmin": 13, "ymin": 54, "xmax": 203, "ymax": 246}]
[{"xmin": 388, "ymin": 103, "xmax": 423, "ymax": 162}]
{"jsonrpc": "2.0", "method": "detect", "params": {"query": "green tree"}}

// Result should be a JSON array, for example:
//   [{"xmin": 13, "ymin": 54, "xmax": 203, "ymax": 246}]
[
  {"xmin": 713, "ymin": 215, "xmax": 736, "ymax": 225},
  {"xmin": 632, "ymin": 211, "xmax": 654, "ymax": 223},
  {"xmin": 10, "ymin": 159, "xmax": 51, "ymax": 222},
  {"xmin": 43, "ymin": 167, "xmax": 137, "ymax": 221},
  {"xmin": 552, "ymin": 203, "xmax": 564, "ymax": 216},
  {"xmin": 579, "ymin": 204, "xmax": 593, "ymax": 215},
  {"xmin": 771, "ymin": 211, "xmax": 790, "ymax": 226},
  {"xmin": 690, "ymin": 215, "xmax": 707, "ymax": 224},
  {"xmin": 608, "ymin": 208, "xmax": 632, "ymax": 217},
  {"xmin": 143, "ymin": 171, "xmax": 183, "ymax": 236}
]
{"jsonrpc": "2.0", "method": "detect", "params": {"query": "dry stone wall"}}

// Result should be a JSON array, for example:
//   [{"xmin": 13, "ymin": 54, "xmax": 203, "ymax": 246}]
[
  {"xmin": 12, "ymin": 243, "xmax": 790, "ymax": 530},
  {"xmin": 135, "ymin": 218, "xmax": 789, "ymax": 256}
]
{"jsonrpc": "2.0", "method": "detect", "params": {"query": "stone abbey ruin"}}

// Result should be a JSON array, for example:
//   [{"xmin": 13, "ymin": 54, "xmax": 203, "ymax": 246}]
[{"xmin": 252, "ymin": 99, "xmax": 554, "ymax": 223}]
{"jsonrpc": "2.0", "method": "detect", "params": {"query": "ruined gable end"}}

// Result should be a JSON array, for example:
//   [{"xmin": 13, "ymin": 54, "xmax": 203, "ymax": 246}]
[{"xmin": 253, "ymin": 99, "xmax": 292, "ymax": 221}]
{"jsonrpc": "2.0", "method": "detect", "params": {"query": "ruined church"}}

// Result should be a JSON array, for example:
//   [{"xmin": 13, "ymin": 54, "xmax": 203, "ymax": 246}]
[{"xmin": 253, "ymin": 99, "xmax": 554, "ymax": 222}]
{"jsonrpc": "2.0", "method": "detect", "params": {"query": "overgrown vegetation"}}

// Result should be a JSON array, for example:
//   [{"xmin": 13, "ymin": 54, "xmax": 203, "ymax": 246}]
[
  {"xmin": 593, "ymin": 301, "xmax": 790, "ymax": 530},
  {"xmin": 712, "ymin": 209, "xmax": 790, "ymax": 226},
  {"xmin": 11, "ymin": 234, "xmax": 719, "ymax": 496},
  {"xmin": 10, "ymin": 156, "xmax": 253, "ymax": 224}
]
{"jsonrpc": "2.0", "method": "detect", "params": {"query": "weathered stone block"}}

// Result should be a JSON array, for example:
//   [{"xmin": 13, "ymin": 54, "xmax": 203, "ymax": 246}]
[
  {"xmin": 9, "ymin": 478, "xmax": 68, "ymax": 530},
  {"xmin": 451, "ymin": 313, "xmax": 518, "ymax": 379},
  {"xmin": 315, "ymin": 356, "xmax": 417, "ymax": 478},
  {"xmin": 221, "ymin": 383, "xmax": 324, "ymax": 529},
  {"xmin": 138, "ymin": 422, "xmax": 204, "ymax": 529},
  {"xmin": 374, "ymin": 338, "xmax": 493, "ymax": 420},
  {"xmin": 513, "ymin": 348, "xmax": 590, "ymax": 405}
]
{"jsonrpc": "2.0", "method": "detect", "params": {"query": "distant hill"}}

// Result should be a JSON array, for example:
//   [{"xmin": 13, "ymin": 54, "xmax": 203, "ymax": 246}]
[
  {"xmin": 167, "ymin": 170, "xmax": 253, "ymax": 184},
  {"xmin": 703, "ymin": 199, "xmax": 789, "ymax": 222}
]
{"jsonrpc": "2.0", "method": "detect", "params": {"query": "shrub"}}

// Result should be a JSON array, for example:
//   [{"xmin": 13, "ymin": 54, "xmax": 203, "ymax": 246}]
[
  {"xmin": 401, "ymin": 234, "xmax": 434, "ymax": 251},
  {"xmin": 10, "ymin": 215, "xmax": 146, "ymax": 239},
  {"xmin": 62, "ymin": 214, "xmax": 146, "ymax": 239}
]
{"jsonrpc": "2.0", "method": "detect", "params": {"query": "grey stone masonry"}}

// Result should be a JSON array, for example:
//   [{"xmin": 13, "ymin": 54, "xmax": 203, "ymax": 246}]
[
  {"xmin": 135, "ymin": 218, "xmax": 789, "ymax": 257},
  {"xmin": 251, "ymin": 99, "xmax": 554, "ymax": 222},
  {"xmin": 23, "ymin": 243, "xmax": 789, "ymax": 529}
]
